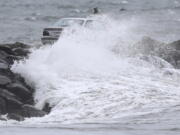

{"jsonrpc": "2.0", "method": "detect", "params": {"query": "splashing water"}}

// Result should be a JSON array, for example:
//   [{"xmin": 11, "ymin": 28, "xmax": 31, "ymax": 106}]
[{"xmin": 11, "ymin": 15, "xmax": 180, "ymax": 125}]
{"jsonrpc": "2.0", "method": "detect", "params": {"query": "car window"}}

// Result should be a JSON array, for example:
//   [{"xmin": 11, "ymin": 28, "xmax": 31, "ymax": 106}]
[{"xmin": 54, "ymin": 19, "xmax": 84, "ymax": 27}]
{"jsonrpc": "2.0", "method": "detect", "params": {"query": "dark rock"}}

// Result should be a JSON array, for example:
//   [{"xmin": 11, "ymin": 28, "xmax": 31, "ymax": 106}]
[
  {"xmin": 6, "ymin": 55, "xmax": 22, "ymax": 64},
  {"xmin": 0, "ymin": 60, "xmax": 10, "ymax": 75},
  {"xmin": 0, "ymin": 42, "xmax": 30, "ymax": 50},
  {"xmin": 0, "ymin": 89, "xmax": 22, "ymax": 112},
  {"xmin": 42, "ymin": 102, "xmax": 52, "ymax": 113},
  {"xmin": 0, "ymin": 50, "xmax": 10, "ymax": 64},
  {"xmin": 0, "ymin": 42, "xmax": 46, "ymax": 121},
  {"xmin": 0, "ymin": 97, "xmax": 6, "ymax": 114},
  {"xmin": 166, "ymin": 40, "xmax": 180, "ymax": 67},
  {"xmin": 0, "ymin": 75, "xmax": 11, "ymax": 86},
  {"xmin": 0, "ymin": 42, "xmax": 31, "ymax": 64},
  {"xmin": 0, "ymin": 59, "xmax": 8, "ymax": 65},
  {"xmin": 0, "ymin": 62, "xmax": 8, "ymax": 70},
  {"xmin": 134, "ymin": 36, "xmax": 165, "ymax": 54},
  {"xmin": 21, "ymin": 105, "xmax": 46, "ymax": 118},
  {"xmin": 7, "ymin": 113, "xmax": 24, "ymax": 121},
  {"xmin": 168, "ymin": 40, "xmax": 180, "ymax": 50},
  {"xmin": 0, "ymin": 70, "xmax": 15, "ymax": 82},
  {"xmin": 6, "ymin": 83, "xmax": 32, "ymax": 102},
  {"xmin": 12, "ymin": 73, "xmax": 34, "ymax": 93},
  {"xmin": 134, "ymin": 37, "xmax": 180, "ymax": 68},
  {"xmin": 0, "ymin": 45, "xmax": 14, "ymax": 55},
  {"xmin": 23, "ymin": 98, "xmax": 34, "ymax": 105},
  {"xmin": 12, "ymin": 48, "xmax": 30, "ymax": 57},
  {"xmin": 0, "ymin": 50, "xmax": 8, "ymax": 59},
  {"xmin": 11, "ymin": 42, "xmax": 30, "ymax": 49}
]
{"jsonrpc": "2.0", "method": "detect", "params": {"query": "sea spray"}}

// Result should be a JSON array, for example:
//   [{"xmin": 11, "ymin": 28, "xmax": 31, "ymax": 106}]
[{"xmin": 12, "ymin": 15, "xmax": 180, "ymax": 124}]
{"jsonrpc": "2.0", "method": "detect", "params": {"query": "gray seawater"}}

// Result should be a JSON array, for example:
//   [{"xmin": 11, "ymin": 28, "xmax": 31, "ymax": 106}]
[
  {"xmin": 0, "ymin": 0, "xmax": 180, "ymax": 44},
  {"xmin": 1, "ymin": 0, "xmax": 180, "ymax": 135}
]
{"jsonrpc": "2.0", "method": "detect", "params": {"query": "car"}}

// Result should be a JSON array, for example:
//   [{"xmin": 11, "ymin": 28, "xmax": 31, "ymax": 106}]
[{"xmin": 41, "ymin": 17, "xmax": 105, "ymax": 44}]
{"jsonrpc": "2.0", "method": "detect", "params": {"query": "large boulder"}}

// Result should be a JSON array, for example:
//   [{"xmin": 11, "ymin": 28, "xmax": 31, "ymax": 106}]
[
  {"xmin": 6, "ymin": 83, "xmax": 32, "ymax": 102},
  {"xmin": 133, "ymin": 36, "xmax": 165, "ymax": 55},
  {"xmin": 0, "ymin": 75, "xmax": 11, "ymax": 86},
  {"xmin": 0, "ymin": 51, "xmax": 8, "ymax": 60},
  {"xmin": 134, "ymin": 37, "xmax": 180, "ymax": 68},
  {"xmin": 7, "ymin": 113, "xmax": 24, "ymax": 121},
  {"xmin": 42, "ymin": 102, "xmax": 52, "ymax": 113},
  {"xmin": 0, "ymin": 42, "xmax": 47, "ymax": 121},
  {"xmin": 0, "ymin": 89, "xmax": 22, "ymax": 112},
  {"xmin": 9, "ymin": 42, "xmax": 31, "ymax": 49},
  {"xmin": 11, "ymin": 105, "xmax": 47, "ymax": 119},
  {"xmin": 7, "ymin": 105, "xmax": 47, "ymax": 121},
  {"xmin": 12, "ymin": 48, "xmax": 30, "ymax": 57},
  {"xmin": 0, "ymin": 60, "xmax": 9, "ymax": 76},
  {"xmin": 0, "ymin": 45, "xmax": 15, "ymax": 55},
  {"xmin": 0, "ymin": 42, "xmax": 31, "ymax": 64},
  {"xmin": 168, "ymin": 40, "xmax": 180, "ymax": 50},
  {"xmin": 0, "ymin": 62, "xmax": 8, "ymax": 71},
  {"xmin": 0, "ymin": 97, "xmax": 6, "ymax": 114},
  {"xmin": 167, "ymin": 40, "xmax": 180, "ymax": 68},
  {"xmin": 21, "ymin": 105, "xmax": 47, "ymax": 118}
]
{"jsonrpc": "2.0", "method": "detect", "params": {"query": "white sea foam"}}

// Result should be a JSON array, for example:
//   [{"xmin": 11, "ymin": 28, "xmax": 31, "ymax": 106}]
[{"xmin": 11, "ymin": 15, "xmax": 180, "ymax": 125}]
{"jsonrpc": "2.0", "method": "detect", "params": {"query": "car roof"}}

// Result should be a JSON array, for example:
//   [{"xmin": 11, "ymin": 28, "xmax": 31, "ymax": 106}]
[{"xmin": 49, "ymin": 17, "xmax": 100, "ymax": 28}]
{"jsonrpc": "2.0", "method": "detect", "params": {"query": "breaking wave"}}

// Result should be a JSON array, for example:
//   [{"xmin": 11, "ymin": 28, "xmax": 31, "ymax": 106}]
[{"xmin": 11, "ymin": 15, "xmax": 180, "ymax": 125}]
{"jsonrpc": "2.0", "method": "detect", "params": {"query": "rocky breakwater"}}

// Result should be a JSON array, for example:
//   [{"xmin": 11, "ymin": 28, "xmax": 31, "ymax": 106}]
[
  {"xmin": 133, "ymin": 37, "xmax": 180, "ymax": 69},
  {"xmin": 0, "ymin": 42, "xmax": 46, "ymax": 121},
  {"xmin": 0, "ymin": 38, "xmax": 180, "ymax": 122}
]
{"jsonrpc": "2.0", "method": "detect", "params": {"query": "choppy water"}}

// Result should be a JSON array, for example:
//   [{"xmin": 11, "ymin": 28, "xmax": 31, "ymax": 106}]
[
  {"xmin": 1, "ymin": 0, "xmax": 180, "ymax": 135},
  {"xmin": 1, "ymin": 0, "xmax": 180, "ymax": 44}
]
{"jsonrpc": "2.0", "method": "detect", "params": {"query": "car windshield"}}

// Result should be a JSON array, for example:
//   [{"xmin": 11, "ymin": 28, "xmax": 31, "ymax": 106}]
[{"xmin": 53, "ymin": 19, "xmax": 84, "ymax": 27}]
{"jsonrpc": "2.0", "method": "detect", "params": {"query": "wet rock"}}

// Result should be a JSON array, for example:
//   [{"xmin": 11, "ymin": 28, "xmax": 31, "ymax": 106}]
[
  {"xmin": 0, "ymin": 97, "xmax": 6, "ymax": 114},
  {"xmin": 0, "ymin": 42, "xmax": 46, "ymax": 121},
  {"xmin": 134, "ymin": 37, "xmax": 180, "ymax": 68},
  {"xmin": 0, "ymin": 89, "xmax": 22, "ymax": 112},
  {"xmin": 0, "ymin": 62, "xmax": 8, "ymax": 70},
  {"xmin": 0, "ymin": 42, "xmax": 31, "ymax": 64},
  {"xmin": 134, "ymin": 36, "xmax": 165, "ymax": 55},
  {"xmin": 0, "ymin": 59, "xmax": 8, "ymax": 65},
  {"xmin": 21, "ymin": 105, "xmax": 47, "ymax": 118},
  {"xmin": 12, "ymin": 48, "xmax": 30, "ymax": 57},
  {"xmin": 11, "ymin": 42, "xmax": 31, "ymax": 49},
  {"xmin": 42, "ymin": 103, "xmax": 52, "ymax": 113},
  {"xmin": 5, "ymin": 55, "xmax": 24, "ymax": 65},
  {"xmin": 0, "ymin": 42, "xmax": 30, "ymax": 50},
  {"xmin": 168, "ymin": 40, "xmax": 180, "ymax": 50},
  {"xmin": 0, "ymin": 45, "xmax": 14, "ymax": 55},
  {"xmin": 7, "ymin": 113, "xmax": 24, "ymax": 121},
  {"xmin": 0, "ymin": 51, "xmax": 10, "ymax": 64},
  {"xmin": 0, "ymin": 50, "xmax": 8, "ymax": 59},
  {"xmin": 12, "ymin": 74, "xmax": 34, "ymax": 94},
  {"xmin": 6, "ymin": 83, "xmax": 32, "ymax": 102},
  {"xmin": 6, "ymin": 105, "xmax": 46, "ymax": 121},
  {"xmin": 0, "ymin": 75, "xmax": 11, "ymax": 86},
  {"xmin": 7, "ymin": 83, "xmax": 31, "ymax": 94},
  {"xmin": 166, "ymin": 40, "xmax": 180, "ymax": 68}
]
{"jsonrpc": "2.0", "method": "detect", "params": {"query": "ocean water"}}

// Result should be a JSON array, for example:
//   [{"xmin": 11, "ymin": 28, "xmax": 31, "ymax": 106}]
[
  {"xmin": 1, "ymin": 0, "xmax": 180, "ymax": 135},
  {"xmin": 0, "ymin": 0, "xmax": 180, "ymax": 44}
]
